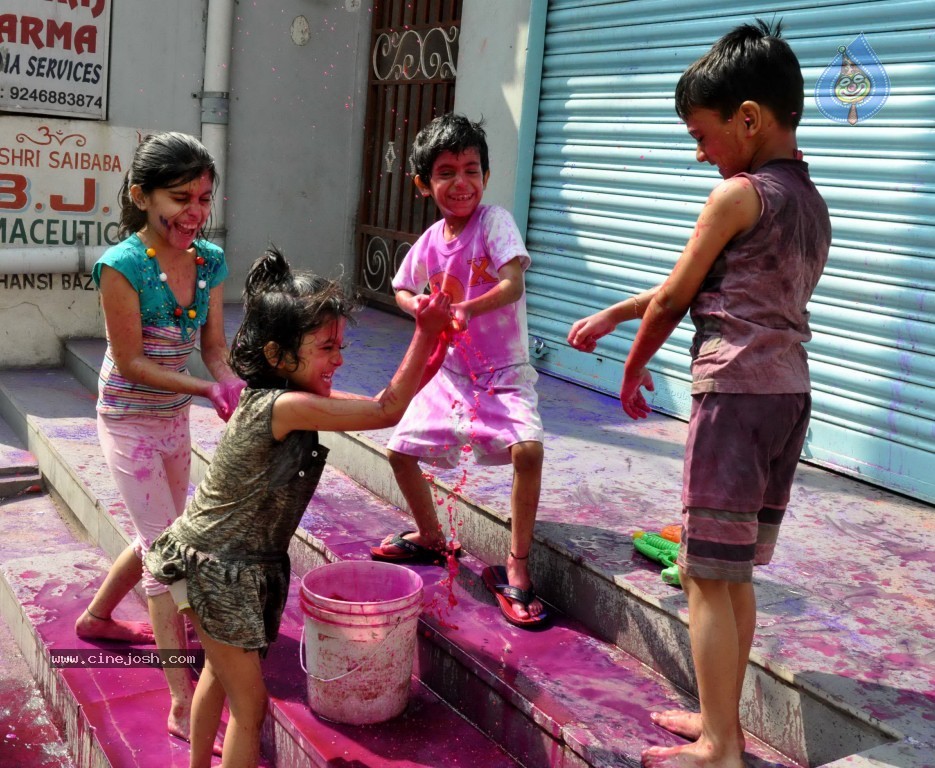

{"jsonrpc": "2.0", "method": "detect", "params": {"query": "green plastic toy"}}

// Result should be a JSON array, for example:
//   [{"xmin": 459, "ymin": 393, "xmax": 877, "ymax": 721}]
[{"xmin": 632, "ymin": 531, "xmax": 681, "ymax": 587}]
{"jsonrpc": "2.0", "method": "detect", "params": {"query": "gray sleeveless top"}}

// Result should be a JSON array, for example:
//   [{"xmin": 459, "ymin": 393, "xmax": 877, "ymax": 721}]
[
  {"xmin": 689, "ymin": 159, "xmax": 831, "ymax": 395},
  {"xmin": 145, "ymin": 387, "xmax": 328, "ymax": 649}
]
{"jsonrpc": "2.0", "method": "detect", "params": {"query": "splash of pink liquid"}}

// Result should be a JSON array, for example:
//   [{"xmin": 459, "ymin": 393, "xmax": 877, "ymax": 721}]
[{"xmin": 418, "ymin": 326, "xmax": 492, "ymax": 628}]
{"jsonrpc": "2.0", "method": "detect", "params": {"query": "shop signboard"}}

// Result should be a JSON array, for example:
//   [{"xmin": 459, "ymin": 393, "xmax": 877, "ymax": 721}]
[
  {"xmin": 0, "ymin": 0, "xmax": 111, "ymax": 120},
  {"xmin": 0, "ymin": 115, "xmax": 140, "ymax": 256}
]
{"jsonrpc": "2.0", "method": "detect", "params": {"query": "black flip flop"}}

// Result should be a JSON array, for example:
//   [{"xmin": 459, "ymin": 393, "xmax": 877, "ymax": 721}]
[
  {"xmin": 482, "ymin": 565, "xmax": 549, "ymax": 629},
  {"xmin": 370, "ymin": 531, "xmax": 461, "ymax": 564}
]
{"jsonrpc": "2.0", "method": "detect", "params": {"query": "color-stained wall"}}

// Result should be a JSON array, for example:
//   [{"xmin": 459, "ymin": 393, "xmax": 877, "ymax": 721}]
[
  {"xmin": 222, "ymin": 2, "xmax": 371, "ymax": 295},
  {"xmin": 454, "ymin": 0, "xmax": 538, "ymax": 216},
  {"xmin": 0, "ymin": 0, "xmax": 541, "ymax": 368},
  {"xmin": 0, "ymin": 1, "xmax": 371, "ymax": 366}
]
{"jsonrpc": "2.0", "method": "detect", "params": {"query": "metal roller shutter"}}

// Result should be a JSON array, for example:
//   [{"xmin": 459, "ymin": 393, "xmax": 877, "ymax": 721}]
[{"xmin": 524, "ymin": 0, "xmax": 935, "ymax": 502}]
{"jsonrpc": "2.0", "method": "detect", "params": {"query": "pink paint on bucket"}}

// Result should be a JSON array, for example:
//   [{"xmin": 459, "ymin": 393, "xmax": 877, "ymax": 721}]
[{"xmin": 299, "ymin": 561, "xmax": 423, "ymax": 725}]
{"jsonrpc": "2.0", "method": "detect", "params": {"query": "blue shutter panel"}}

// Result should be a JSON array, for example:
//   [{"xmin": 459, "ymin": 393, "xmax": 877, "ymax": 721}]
[{"xmin": 525, "ymin": 1, "xmax": 935, "ymax": 502}]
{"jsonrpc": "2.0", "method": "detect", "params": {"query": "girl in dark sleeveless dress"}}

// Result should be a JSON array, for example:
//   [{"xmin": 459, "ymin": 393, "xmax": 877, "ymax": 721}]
[{"xmin": 146, "ymin": 247, "xmax": 451, "ymax": 768}]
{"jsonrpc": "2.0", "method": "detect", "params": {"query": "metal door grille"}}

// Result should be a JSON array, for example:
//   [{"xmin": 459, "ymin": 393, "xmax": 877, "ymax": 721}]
[{"xmin": 355, "ymin": 0, "xmax": 462, "ymax": 309}]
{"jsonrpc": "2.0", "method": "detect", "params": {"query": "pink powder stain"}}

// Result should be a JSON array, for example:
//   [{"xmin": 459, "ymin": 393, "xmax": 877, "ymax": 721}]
[
  {"xmin": 798, "ymin": 635, "xmax": 841, "ymax": 658},
  {"xmin": 881, "ymin": 652, "xmax": 919, "ymax": 668},
  {"xmin": 134, "ymin": 467, "xmax": 152, "ymax": 482}
]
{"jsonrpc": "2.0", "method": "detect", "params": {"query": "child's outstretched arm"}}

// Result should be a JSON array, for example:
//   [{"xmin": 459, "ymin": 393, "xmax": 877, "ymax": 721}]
[
  {"xmin": 270, "ymin": 291, "xmax": 451, "ymax": 438},
  {"xmin": 200, "ymin": 285, "xmax": 246, "ymax": 420},
  {"xmin": 567, "ymin": 286, "xmax": 661, "ymax": 353},
  {"xmin": 620, "ymin": 177, "xmax": 761, "ymax": 419}
]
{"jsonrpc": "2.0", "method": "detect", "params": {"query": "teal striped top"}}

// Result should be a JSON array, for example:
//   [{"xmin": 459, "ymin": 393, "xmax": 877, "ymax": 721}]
[{"xmin": 93, "ymin": 235, "xmax": 228, "ymax": 418}]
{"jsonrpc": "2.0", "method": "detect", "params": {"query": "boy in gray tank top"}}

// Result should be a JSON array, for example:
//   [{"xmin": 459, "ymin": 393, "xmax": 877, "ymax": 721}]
[{"xmin": 568, "ymin": 19, "xmax": 830, "ymax": 768}]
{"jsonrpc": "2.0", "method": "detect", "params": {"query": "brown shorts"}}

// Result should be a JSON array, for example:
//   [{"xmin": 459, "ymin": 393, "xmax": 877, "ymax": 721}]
[{"xmin": 679, "ymin": 392, "xmax": 810, "ymax": 582}]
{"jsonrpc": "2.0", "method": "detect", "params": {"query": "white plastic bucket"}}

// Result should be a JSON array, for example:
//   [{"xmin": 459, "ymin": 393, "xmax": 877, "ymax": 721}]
[{"xmin": 299, "ymin": 560, "xmax": 423, "ymax": 724}]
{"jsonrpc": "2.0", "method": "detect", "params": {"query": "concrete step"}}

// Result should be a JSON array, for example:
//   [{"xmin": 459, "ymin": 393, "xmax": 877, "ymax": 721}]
[
  {"xmin": 134, "ymin": 305, "xmax": 931, "ymax": 768},
  {"xmin": 0, "ymin": 414, "xmax": 42, "ymax": 500},
  {"xmin": 0, "ymin": 445, "xmax": 519, "ymax": 768},
  {"xmin": 0, "ymin": 470, "xmax": 42, "ymax": 501},
  {"xmin": 0, "ymin": 513, "xmax": 74, "ymax": 768},
  {"xmin": 279, "ymin": 308, "xmax": 934, "ymax": 768},
  {"xmin": 0, "ymin": 416, "xmax": 71, "ymax": 768},
  {"xmin": 0, "ymin": 356, "xmax": 806, "ymax": 766},
  {"xmin": 0, "ymin": 492, "xmax": 220, "ymax": 768},
  {"xmin": 30, "ymin": 326, "xmax": 935, "ymax": 767}
]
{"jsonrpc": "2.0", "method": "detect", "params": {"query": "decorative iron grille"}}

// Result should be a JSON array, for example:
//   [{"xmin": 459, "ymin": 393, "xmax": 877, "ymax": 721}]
[{"xmin": 355, "ymin": 0, "xmax": 462, "ymax": 309}]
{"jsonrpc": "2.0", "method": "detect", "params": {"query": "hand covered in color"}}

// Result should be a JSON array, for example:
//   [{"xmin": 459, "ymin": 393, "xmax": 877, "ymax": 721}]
[
  {"xmin": 620, "ymin": 367, "xmax": 654, "ymax": 420},
  {"xmin": 567, "ymin": 311, "xmax": 615, "ymax": 353},
  {"xmin": 414, "ymin": 289, "xmax": 453, "ymax": 336},
  {"xmin": 208, "ymin": 378, "xmax": 246, "ymax": 422},
  {"xmin": 450, "ymin": 303, "xmax": 470, "ymax": 334},
  {"xmin": 407, "ymin": 292, "xmax": 433, "ymax": 316}
]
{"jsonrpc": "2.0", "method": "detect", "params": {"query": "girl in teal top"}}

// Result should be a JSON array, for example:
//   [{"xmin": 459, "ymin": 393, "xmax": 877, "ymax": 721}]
[{"xmin": 75, "ymin": 132, "xmax": 244, "ymax": 750}]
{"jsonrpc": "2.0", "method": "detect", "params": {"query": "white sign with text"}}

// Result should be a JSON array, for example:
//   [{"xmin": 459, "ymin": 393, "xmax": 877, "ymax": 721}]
[
  {"xmin": 0, "ymin": 0, "xmax": 112, "ymax": 120},
  {"xmin": 1, "ymin": 115, "xmax": 142, "ymax": 252}
]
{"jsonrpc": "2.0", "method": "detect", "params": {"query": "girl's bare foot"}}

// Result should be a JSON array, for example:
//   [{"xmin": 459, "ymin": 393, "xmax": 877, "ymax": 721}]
[
  {"xmin": 641, "ymin": 739, "xmax": 744, "ymax": 768},
  {"xmin": 75, "ymin": 608, "xmax": 155, "ymax": 644},
  {"xmin": 649, "ymin": 711, "xmax": 745, "ymax": 752},
  {"xmin": 168, "ymin": 726, "xmax": 223, "ymax": 757},
  {"xmin": 651, "ymin": 710, "xmax": 703, "ymax": 740}
]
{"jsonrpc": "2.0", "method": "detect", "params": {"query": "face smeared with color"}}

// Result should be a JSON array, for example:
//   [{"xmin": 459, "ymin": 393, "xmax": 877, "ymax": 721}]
[
  {"xmin": 134, "ymin": 170, "xmax": 214, "ymax": 251},
  {"xmin": 287, "ymin": 318, "xmax": 346, "ymax": 396},
  {"xmin": 685, "ymin": 108, "xmax": 751, "ymax": 179},
  {"xmin": 416, "ymin": 148, "xmax": 489, "ymax": 231}
]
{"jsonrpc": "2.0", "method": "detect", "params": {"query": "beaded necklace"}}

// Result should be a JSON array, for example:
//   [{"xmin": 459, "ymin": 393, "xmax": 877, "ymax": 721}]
[{"xmin": 138, "ymin": 234, "xmax": 210, "ymax": 340}]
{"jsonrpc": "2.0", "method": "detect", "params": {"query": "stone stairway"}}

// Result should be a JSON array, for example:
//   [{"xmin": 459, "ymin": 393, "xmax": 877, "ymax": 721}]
[
  {"xmin": 0, "ymin": 419, "xmax": 73, "ymax": 768},
  {"xmin": 0, "ymin": 305, "xmax": 931, "ymax": 767},
  {"xmin": 0, "ymin": 368, "xmax": 518, "ymax": 768}
]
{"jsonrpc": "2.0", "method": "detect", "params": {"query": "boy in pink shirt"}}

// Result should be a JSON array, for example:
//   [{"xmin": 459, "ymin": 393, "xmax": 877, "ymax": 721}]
[{"xmin": 371, "ymin": 113, "xmax": 547, "ymax": 629}]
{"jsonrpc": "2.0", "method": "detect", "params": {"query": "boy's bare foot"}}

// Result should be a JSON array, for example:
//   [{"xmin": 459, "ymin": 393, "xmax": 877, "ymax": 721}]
[
  {"xmin": 641, "ymin": 739, "xmax": 744, "ymax": 768},
  {"xmin": 75, "ymin": 608, "xmax": 155, "ymax": 644}
]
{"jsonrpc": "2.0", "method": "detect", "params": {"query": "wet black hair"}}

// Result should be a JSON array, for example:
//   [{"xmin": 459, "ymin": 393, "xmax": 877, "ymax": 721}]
[
  {"xmin": 117, "ymin": 132, "xmax": 217, "ymax": 240},
  {"xmin": 410, "ymin": 112, "xmax": 490, "ymax": 185},
  {"xmin": 675, "ymin": 19, "xmax": 804, "ymax": 129},
  {"xmin": 230, "ymin": 246, "xmax": 358, "ymax": 388}
]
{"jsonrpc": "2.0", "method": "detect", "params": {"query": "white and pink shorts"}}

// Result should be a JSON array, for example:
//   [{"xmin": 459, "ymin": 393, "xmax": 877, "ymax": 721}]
[{"xmin": 388, "ymin": 363, "xmax": 544, "ymax": 467}]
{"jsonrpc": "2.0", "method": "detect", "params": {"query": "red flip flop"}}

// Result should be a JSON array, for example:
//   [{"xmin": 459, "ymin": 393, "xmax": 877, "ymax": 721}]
[
  {"xmin": 481, "ymin": 565, "xmax": 549, "ymax": 629},
  {"xmin": 370, "ymin": 531, "xmax": 462, "ymax": 564}
]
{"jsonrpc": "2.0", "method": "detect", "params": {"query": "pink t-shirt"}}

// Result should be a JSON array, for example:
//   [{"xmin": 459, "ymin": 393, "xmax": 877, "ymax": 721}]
[{"xmin": 393, "ymin": 205, "xmax": 531, "ymax": 376}]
